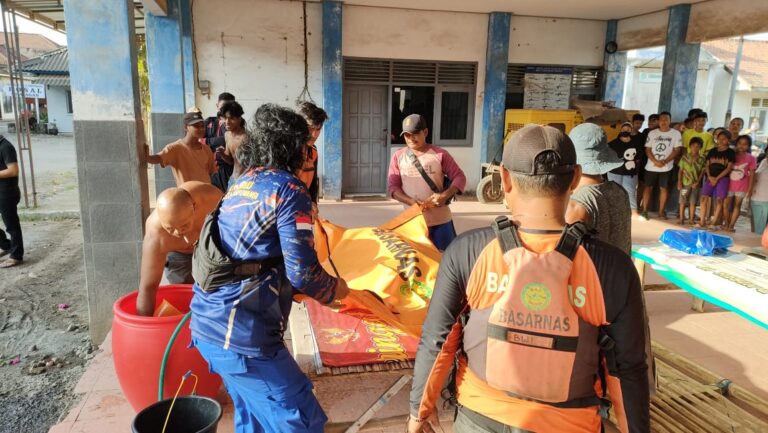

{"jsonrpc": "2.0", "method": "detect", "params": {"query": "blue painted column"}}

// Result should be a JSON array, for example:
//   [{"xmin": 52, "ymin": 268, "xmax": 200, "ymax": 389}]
[
  {"xmin": 145, "ymin": 0, "xmax": 187, "ymax": 194},
  {"xmin": 179, "ymin": 0, "xmax": 196, "ymax": 108},
  {"xmin": 322, "ymin": 1, "xmax": 343, "ymax": 200},
  {"xmin": 480, "ymin": 12, "xmax": 511, "ymax": 163},
  {"xmin": 658, "ymin": 4, "xmax": 700, "ymax": 121},
  {"xmin": 64, "ymin": 0, "xmax": 149, "ymax": 342},
  {"xmin": 602, "ymin": 20, "xmax": 627, "ymax": 107}
]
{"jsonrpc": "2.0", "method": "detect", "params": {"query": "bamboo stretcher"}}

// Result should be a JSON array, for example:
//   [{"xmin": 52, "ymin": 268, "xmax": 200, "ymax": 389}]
[{"xmin": 607, "ymin": 341, "xmax": 768, "ymax": 433}]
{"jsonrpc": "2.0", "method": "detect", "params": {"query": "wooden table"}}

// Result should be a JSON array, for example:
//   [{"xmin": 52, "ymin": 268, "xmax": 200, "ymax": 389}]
[{"xmin": 632, "ymin": 244, "xmax": 768, "ymax": 328}]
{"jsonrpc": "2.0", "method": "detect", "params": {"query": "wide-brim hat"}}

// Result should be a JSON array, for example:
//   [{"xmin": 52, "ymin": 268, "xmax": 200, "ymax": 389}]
[{"xmin": 568, "ymin": 123, "xmax": 623, "ymax": 175}]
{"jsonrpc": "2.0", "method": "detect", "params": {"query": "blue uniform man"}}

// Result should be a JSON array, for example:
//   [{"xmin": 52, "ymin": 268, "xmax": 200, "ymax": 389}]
[{"xmin": 190, "ymin": 104, "xmax": 349, "ymax": 433}]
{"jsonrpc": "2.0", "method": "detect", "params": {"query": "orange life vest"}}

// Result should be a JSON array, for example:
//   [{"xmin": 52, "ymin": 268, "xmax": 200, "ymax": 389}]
[
  {"xmin": 298, "ymin": 144, "xmax": 318, "ymax": 189},
  {"xmin": 463, "ymin": 217, "xmax": 611, "ymax": 410}
]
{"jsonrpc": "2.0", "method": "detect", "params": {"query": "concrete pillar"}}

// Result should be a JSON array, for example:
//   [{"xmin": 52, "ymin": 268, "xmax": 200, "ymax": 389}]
[
  {"xmin": 145, "ymin": 0, "xmax": 187, "ymax": 195},
  {"xmin": 179, "ymin": 0, "xmax": 196, "ymax": 108},
  {"xmin": 658, "ymin": 4, "xmax": 700, "ymax": 121},
  {"xmin": 480, "ymin": 12, "xmax": 511, "ymax": 163},
  {"xmin": 322, "ymin": 1, "xmax": 343, "ymax": 200},
  {"xmin": 602, "ymin": 20, "xmax": 627, "ymax": 107},
  {"xmin": 64, "ymin": 0, "xmax": 149, "ymax": 343}
]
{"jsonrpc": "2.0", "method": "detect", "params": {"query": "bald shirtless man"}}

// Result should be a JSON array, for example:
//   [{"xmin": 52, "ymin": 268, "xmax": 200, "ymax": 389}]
[{"xmin": 136, "ymin": 181, "xmax": 222, "ymax": 316}]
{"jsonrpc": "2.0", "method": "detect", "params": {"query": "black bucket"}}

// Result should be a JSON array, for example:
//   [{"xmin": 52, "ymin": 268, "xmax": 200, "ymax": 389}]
[{"xmin": 132, "ymin": 396, "xmax": 222, "ymax": 433}]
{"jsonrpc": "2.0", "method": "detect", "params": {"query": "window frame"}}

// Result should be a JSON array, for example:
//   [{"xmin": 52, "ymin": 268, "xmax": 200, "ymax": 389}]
[
  {"xmin": 433, "ymin": 84, "xmax": 474, "ymax": 146},
  {"xmin": 505, "ymin": 63, "xmax": 604, "ymax": 109},
  {"xmin": 65, "ymin": 90, "xmax": 73, "ymax": 114},
  {"xmin": 343, "ymin": 57, "xmax": 478, "ymax": 147}
]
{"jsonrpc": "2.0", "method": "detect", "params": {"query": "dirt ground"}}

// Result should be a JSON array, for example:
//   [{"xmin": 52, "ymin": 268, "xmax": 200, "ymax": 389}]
[{"xmin": 0, "ymin": 220, "xmax": 91, "ymax": 433}]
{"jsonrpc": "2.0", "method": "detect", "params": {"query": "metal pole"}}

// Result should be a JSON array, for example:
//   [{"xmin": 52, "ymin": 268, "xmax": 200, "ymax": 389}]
[
  {"xmin": 12, "ymin": 10, "xmax": 36, "ymax": 207},
  {"xmin": 0, "ymin": 2, "xmax": 27, "ymax": 207},
  {"xmin": 724, "ymin": 36, "xmax": 744, "ymax": 126}
]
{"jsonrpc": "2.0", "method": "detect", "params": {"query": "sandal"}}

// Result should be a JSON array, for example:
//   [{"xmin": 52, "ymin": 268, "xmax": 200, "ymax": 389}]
[
  {"xmin": 0, "ymin": 258, "xmax": 22, "ymax": 268},
  {"xmin": 658, "ymin": 213, "xmax": 668, "ymax": 220}
]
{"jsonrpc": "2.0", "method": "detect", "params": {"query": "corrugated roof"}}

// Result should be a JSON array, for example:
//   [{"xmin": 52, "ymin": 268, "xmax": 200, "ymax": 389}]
[
  {"xmin": 703, "ymin": 39, "xmax": 768, "ymax": 90},
  {"xmin": 21, "ymin": 46, "xmax": 69, "ymax": 87},
  {"xmin": 33, "ymin": 75, "xmax": 69, "ymax": 86},
  {"xmin": 22, "ymin": 46, "xmax": 67, "ymax": 73}
]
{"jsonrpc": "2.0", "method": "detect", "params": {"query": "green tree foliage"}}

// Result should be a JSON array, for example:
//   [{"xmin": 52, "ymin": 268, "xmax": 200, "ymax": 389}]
[{"xmin": 136, "ymin": 34, "xmax": 151, "ymax": 114}]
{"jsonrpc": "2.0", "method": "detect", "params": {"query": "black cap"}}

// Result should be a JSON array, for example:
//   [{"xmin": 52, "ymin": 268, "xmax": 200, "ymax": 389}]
[
  {"xmin": 503, "ymin": 124, "xmax": 577, "ymax": 175},
  {"xmin": 183, "ymin": 111, "xmax": 204, "ymax": 126},
  {"xmin": 401, "ymin": 114, "xmax": 427, "ymax": 135}
]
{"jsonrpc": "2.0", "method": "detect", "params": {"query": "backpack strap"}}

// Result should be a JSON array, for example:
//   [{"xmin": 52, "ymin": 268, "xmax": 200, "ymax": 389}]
[
  {"xmin": 406, "ymin": 149, "xmax": 442, "ymax": 194},
  {"xmin": 492, "ymin": 216, "xmax": 522, "ymax": 252},
  {"xmin": 555, "ymin": 222, "xmax": 593, "ymax": 260}
]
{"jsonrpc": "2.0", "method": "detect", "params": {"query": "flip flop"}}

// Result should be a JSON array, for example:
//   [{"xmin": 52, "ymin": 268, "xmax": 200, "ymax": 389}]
[{"xmin": 0, "ymin": 258, "xmax": 21, "ymax": 268}]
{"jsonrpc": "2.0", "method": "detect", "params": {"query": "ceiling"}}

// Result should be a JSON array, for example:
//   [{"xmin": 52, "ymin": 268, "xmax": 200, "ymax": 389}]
[
  {"xmin": 0, "ymin": 0, "xmax": 710, "ymax": 35},
  {"xmin": 3, "ymin": 0, "xmax": 145, "ymax": 33},
  {"xmin": 329, "ymin": 0, "xmax": 705, "ymax": 21}
]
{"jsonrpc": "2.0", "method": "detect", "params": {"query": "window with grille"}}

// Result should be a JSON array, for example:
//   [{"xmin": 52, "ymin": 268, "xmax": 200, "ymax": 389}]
[
  {"xmin": 505, "ymin": 64, "xmax": 603, "ymax": 108},
  {"xmin": 344, "ymin": 58, "xmax": 476, "ymax": 146}
]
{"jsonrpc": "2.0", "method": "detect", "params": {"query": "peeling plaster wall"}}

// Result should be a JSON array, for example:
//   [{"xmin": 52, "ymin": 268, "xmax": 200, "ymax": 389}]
[
  {"xmin": 343, "ymin": 5, "xmax": 488, "ymax": 189},
  {"xmin": 617, "ymin": 10, "xmax": 668, "ymax": 51},
  {"xmin": 508, "ymin": 16, "xmax": 606, "ymax": 66},
  {"xmin": 192, "ymin": 0, "xmax": 324, "ymax": 121}
]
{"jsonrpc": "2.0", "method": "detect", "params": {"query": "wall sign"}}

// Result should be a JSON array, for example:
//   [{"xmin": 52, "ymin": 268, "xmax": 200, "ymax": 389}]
[
  {"xmin": 3, "ymin": 83, "xmax": 46, "ymax": 98},
  {"xmin": 523, "ymin": 66, "xmax": 572, "ymax": 110}
]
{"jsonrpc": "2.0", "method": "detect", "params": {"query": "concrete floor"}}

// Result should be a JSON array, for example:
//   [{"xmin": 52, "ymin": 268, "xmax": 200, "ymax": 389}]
[{"xmin": 47, "ymin": 199, "xmax": 767, "ymax": 433}]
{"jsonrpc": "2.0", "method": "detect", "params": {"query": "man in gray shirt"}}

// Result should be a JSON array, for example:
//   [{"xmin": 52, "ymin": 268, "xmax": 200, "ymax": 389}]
[
  {"xmin": 566, "ymin": 123, "xmax": 631, "ymax": 254},
  {"xmin": 566, "ymin": 123, "xmax": 656, "ymax": 396}
]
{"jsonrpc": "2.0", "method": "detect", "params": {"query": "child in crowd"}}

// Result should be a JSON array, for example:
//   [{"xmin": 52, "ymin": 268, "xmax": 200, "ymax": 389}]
[
  {"xmin": 698, "ymin": 130, "xmax": 735, "ymax": 230},
  {"xmin": 752, "ymin": 155, "xmax": 768, "ymax": 235},
  {"xmin": 677, "ymin": 137, "xmax": 706, "ymax": 225},
  {"xmin": 724, "ymin": 135, "xmax": 757, "ymax": 232}
]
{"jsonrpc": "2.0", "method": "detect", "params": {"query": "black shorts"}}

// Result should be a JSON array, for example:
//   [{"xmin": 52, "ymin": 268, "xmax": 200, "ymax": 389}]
[{"xmin": 644, "ymin": 170, "xmax": 672, "ymax": 188}]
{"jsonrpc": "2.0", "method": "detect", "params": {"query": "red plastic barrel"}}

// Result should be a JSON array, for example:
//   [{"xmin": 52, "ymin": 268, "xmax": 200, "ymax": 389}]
[{"xmin": 112, "ymin": 285, "xmax": 222, "ymax": 412}]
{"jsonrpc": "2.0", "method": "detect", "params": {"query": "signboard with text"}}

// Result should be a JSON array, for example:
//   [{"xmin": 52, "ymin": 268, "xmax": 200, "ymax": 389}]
[{"xmin": 3, "ymin": 83, "xmax": 46, "ymax": 98}]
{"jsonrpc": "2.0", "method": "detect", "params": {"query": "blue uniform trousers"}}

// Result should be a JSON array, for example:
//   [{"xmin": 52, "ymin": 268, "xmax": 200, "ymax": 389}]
[{"xmin": 193, "ymin": 338, "xmax": 327, "ymax": 433}]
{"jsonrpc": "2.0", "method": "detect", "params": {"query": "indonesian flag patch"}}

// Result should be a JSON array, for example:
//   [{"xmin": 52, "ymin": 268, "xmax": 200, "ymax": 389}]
[{"xmin": 296, "ymin": 214, "xmax": 313, "ymax": 232}]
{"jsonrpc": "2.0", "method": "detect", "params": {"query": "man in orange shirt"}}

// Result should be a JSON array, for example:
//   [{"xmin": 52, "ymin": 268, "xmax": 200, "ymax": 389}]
[
  {"xmin": 407, "ymin": 125, "xmax": 649, "ymax": 433},
  {"xmin": 146, "ymin": 111, "xmax": 217, "ymax": 186}
]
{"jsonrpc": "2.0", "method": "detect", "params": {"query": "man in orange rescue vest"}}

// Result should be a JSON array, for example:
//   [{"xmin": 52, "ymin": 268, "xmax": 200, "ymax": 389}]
[{"xmin": 407, "ymin": 125, "xmax": 650, "ymax": 433}]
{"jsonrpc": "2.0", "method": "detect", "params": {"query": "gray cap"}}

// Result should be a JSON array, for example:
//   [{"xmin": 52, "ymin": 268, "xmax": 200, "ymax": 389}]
[
  {"xmin": 401, "ymin": 114, "xmax": 428, "ymax": 135},
  {"xmin": 568, "ymin": 123, "xmax": 623, "ymax": 175},
  {"xmin": 503, "ymin": 124, "xmax": 577, "ymax": 175}
]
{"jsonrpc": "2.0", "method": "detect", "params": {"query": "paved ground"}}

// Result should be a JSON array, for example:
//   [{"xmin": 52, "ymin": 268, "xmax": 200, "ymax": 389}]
[{"xmin": 8, "ymin": 133, "xmax": 79, "ymax": 217}]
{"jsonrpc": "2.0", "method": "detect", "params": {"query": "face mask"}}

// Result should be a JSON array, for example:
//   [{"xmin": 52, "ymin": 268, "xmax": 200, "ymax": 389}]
[{"xmin": 619, "ymin": 132, "xmax": 631, "ymax": 139}]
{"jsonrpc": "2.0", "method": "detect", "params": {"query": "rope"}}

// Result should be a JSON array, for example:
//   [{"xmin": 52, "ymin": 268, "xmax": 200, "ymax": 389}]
[{"xmin": 296, "ymin": 1, "xmax": 314, "ymax": 104}]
